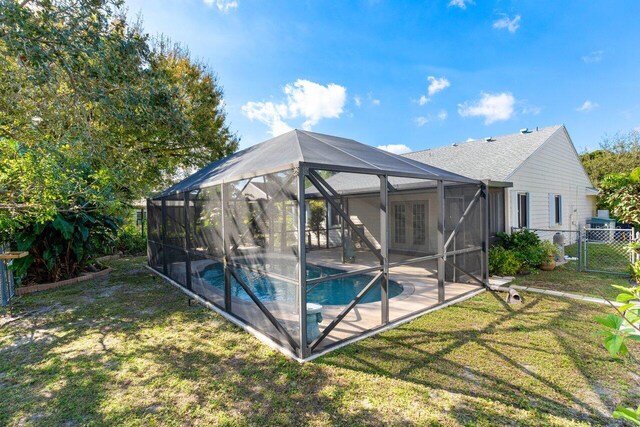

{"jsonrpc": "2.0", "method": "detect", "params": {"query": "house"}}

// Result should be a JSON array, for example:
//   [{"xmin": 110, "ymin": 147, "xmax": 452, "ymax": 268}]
[
  {"xmin": 320, "ymin": 125, "xmax": 596, "ymax": 255},
  {"xmin": 402, "ymin": 124, "xmax": 598, "ymax": 238}
]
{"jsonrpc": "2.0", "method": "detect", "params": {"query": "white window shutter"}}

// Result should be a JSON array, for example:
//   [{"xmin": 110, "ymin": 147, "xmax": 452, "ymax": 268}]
[
  {"xmin": 510, "ymin": 190, "xmax": 518, "ymax": 230},
  {"xmin": 526, "ymin": 193, "xmax": 531, "ymax": 228},
  {"xmin": 548, "ymin": 193, "xmax": 555, "ymax": 227}
]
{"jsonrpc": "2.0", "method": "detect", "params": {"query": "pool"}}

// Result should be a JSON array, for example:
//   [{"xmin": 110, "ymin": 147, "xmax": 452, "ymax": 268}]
[{"xmin": 200, "ymin": 263, "xmax": 403, "ymax": 306}]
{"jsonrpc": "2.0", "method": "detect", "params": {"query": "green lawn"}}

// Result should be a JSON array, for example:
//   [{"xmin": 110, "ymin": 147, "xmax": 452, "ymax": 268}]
[
  {"xmin": 1, "ymin": 257, "xmax": 638, "ymax": 426},
  {"xmin": 565, "ymin": 242, "xmax": 632, "ymax": 274},
  {"xmin": 510, "ymin": 261, "xmax": 630, "ymax": 300}
]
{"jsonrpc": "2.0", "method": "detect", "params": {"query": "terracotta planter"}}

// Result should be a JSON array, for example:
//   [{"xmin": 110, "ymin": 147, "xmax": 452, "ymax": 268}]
[{"xmin": 540, "ymin": 258, "xmax": 556, "ymax": 271}]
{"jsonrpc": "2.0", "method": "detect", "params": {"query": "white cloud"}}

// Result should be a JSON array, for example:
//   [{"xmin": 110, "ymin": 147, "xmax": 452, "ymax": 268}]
[
  {"xmin": 493, "ymin": 15, "xmax": 521, "ymax": 33},
  {"xmin": 371, "ymin": 99, "xmax": 381, "ymax": 106},
  {"xmin": 285, "ymin": 80, "xmax": 347, "ymax": 128},
  {"xmin": 414, "ymin": 116, "xmax": 430, "ymax": 127},
  {"xmin": 448, "ymin": 0, "xmax": 474, "ymax": 9},
  {"xmin": 354, "ymin": 95, "xmax": 362, "ymax": 107},
  {"xmin": 414, "ymin": 110, "xmax": 447, "ymax": 127},
  {"xmin": 242, "ymin": 101, "xmax": 292, "ymax": 136},
  {"xmin": 417, "ymin": 76, "xmax": 450, "ymax": 105},
  {"xmin": 576, "ymin": 100, "xmax": 598, "ymax": 113},
  {"xmin": 241, "ymin": 79, "xmax": 347, "ymax": 136},
  {"xmin": 458, "ymin": 92, "xmax": 515, "ymax": 124},
  {"xmin": 204, "ymin": 0, "xmax": 238, "ymax": 12},
  {"xmin": 378, "ymin": 144, "xmax": 411, "ymax": 154},
  {"xmin": 427, "ymin": 76, "xmax": 450, "ymax": 96},
  {"xmin": 466, "ymin": 138, "xmax": 475, "ymax": 142},
  {"xmin": 582, "ymin": 50, "xmax": 604, "ymax": 64}
]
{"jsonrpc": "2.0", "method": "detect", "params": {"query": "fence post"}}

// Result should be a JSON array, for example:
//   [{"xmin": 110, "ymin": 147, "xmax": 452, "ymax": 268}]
[{"xmin": 577, "ymin": 228, "xmax": 582, "ymax": 272}]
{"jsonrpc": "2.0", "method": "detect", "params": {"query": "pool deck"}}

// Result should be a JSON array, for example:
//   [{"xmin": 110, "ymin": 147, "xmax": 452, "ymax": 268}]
[
  {"xmin": 169, "ymin": 248, "xmax": 483, "ymax": 353},
  {"xmin": 305, "ymin": 248, "xmax": 482, "ymax": 349}
]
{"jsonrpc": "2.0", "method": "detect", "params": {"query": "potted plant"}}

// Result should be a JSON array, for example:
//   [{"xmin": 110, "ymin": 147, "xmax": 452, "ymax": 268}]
[{"xmin": 539, "ymin": 241, "xmax": 559, "ymax": 271}]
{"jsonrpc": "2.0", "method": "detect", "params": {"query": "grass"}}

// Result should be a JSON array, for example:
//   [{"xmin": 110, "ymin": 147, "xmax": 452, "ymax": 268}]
[
  {"xmin": 1, "ymin": 257, "xmax": 638, "ymax": 426},
  {"xmin": 510, "ymin": 261, "xmax": 630, "ymax": 300},
  {"xmin": 565, "ymin": 242, "xmax": 632, "ymax": 274}
]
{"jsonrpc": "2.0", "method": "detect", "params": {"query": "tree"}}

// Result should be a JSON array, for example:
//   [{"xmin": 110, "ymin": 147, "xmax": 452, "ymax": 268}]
[
  {"xmin": 581, "ymin": 130, "xmax": 640, "ymax": 186},
  {"xmin": 599, "ymin": 168, "xmax": 640, "ymax": 227},
  {"xmin": 309, "ymin": 200, "xmax": 326, "ymax": 245},
  {"xmin": 0, "ymin": 0, "xmax": 238, "ymax": 282}
]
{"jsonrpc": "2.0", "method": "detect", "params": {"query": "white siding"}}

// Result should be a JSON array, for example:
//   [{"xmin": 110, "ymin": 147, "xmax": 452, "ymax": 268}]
[{"xmin": 506, "ymin": 127, "xmax": 596, "ymax": 233}]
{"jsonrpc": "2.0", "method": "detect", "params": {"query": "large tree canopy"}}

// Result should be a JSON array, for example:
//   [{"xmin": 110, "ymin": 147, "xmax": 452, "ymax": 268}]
[
  {"xmin": 581, "ymin": 130, "xmax": 640, "ymax": 186},
  {"xmin": 0, "ymin": 0, "xmax": 238, "ymax": 282},
  {"xmin": 0, "ymin": 0, "xmax": 238, "ymax": 235},
  {"xmin": 580, "ymin": 130, "xmax": 640, "ymax": 227}
]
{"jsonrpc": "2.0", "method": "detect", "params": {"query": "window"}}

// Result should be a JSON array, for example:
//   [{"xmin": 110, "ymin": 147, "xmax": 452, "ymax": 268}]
[
  {"xmin": 394, "ymin": 204, "xmax": 406, "ymax": 244},
  {"xmin": 517, "ymin": 193, "xmax": 529, "ymax": 228},
  {"xmin": 412, "ymin": 203, "xmax": 426, "ymax": 245}
]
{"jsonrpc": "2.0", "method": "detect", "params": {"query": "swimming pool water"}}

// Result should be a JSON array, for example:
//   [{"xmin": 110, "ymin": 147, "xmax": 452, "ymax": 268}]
[{"xmin": 200, "ymin": 263, "xmax": 403, "ymax": 306}]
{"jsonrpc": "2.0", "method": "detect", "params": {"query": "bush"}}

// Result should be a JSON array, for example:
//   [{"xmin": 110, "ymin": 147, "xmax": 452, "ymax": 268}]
[
  {"xmin": 496, "ymin": 229, "xmax": 541, "ymax": 251},
  {"xmin": 514, "ymin": 245, "xmax": 546, "ymax": 270},
  {"xmin": 489, "ymin": 247, "xmax": 522, "ymax": 276},
  {"xmin": 11, "ymin": 211, "xmax": 119, "ymax": 285},
  {"xmin": 495, "ymin": 229, "xmax": 546, "ymax": 272},
  {"xmin": 113, "ymin": 223, "xmax": 147, "ymax": 255}
]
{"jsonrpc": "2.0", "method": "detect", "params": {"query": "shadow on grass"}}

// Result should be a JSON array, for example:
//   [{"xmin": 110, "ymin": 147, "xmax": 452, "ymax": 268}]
[
  {"xmin": 315, "ymin": 292, "xmax": 629, "ymax": 425},
  {"xmin": 0, "ymin": 258, "xmax": 384, "ymax": 426}
]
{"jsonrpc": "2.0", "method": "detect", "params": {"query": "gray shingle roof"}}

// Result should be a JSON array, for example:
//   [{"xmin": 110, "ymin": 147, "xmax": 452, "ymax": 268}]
[
  {"xmin": 317, "ymin": 125, "xmax": 565, "ymax": 195},
  {"xmin": 403, "ymin": 125, "xmax": 564, "ymax": 182}
]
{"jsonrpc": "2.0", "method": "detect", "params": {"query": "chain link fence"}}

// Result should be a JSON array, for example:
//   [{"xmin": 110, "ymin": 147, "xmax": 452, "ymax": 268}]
[
  {"xmin": 582, "ymin": 227, "xmax": 634, "ymax": 274},
  {"xmin": 511, "ymin": 227, "xmax": 637, "ymax": 275}
]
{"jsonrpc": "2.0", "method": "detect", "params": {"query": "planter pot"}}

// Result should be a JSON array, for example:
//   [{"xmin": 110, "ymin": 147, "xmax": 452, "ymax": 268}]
[{"xmin": 540, "ymin": 258, "xmax": 556, "ymax": 271}]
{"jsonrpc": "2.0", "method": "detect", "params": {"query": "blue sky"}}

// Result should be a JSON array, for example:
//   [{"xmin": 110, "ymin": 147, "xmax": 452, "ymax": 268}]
[{"xmin": 125, "ymin": 0, "xmax": 640, "ymax": 154}]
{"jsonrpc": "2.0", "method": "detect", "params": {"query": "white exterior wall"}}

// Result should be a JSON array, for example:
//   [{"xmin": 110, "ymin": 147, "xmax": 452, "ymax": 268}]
[{"xmin": 505, "ymin": 127, "xmax": 596, "ymax": 234}]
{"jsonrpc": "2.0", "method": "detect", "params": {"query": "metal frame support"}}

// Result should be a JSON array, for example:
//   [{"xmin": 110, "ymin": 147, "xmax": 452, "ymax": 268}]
[
  {"xmin": 380, "ymin": 175, "xmax": 389, "ymax": 324},
  {"xmin": 437, "ymin": 180, "xmax": 445, "ymax": 303},
  {"xmin": 221, "ymin": 184, "xmax": 231, "ymax": 312},
  {"xmin": 481, "ymin": 182, "xmax": 490, "ymax": 288},
  {"xmin": 183, "ymin": 192, "xmax": 193, "ymax": 290},
  {"xmin": 297, "ymin": 166, "xmax": 309, "ymax": 358},
  {"xmin": 307, "ymin": 172, "xmax": 383, "ymax": 262},
  {"xmin": 161, "ymin": 198, "xmax": 168, "ymax": 276}
]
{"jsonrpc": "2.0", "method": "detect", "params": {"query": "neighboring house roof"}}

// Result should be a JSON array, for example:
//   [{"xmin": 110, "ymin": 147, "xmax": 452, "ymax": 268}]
[
  {"xmin": 403, "ymin": 125, "xmax": 564, "ymax": 182},
  {"xmin": 155, "ymin": 129, "xmax": 478, "ymax": 198}
]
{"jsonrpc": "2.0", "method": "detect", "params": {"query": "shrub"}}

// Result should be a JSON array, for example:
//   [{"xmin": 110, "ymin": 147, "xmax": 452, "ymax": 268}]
[
  {"xmin": 489, "ymin": 246, "xmax": 522, "ymax": 276},
  {"xmin": 11, "ymin": 211, "xmax": 119, "ymax": 285},
  {"xmin": 495, "ymin": 230, "xmax": 547, "ymax": 272},
  {"xmin": 496, "ymin": 229, "xmax": 541, "ymax": 251},
  {"xmin": 514, "ymin": 245, "xmax": 547, "ymax": 270},
  {"xmin": 113, "ymin": 223, "xmax": 147, "ymax": 255}
]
